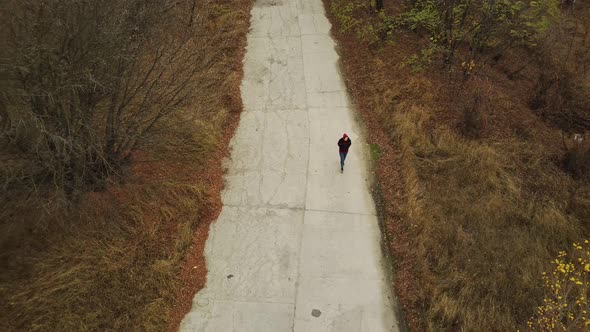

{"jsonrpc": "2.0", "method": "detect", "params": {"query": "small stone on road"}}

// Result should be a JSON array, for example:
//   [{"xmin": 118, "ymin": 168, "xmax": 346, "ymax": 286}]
[{"xmin": 311, "ymin": 309, "xmax": 321, "ymax": 317}]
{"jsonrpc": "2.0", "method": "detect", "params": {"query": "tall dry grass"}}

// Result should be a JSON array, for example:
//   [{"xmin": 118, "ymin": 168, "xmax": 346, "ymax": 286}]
[
  {"xmin": 0, "ymin": 0, "xmax": 252, "ymax": 331},
  {"xmin": 391, "ymin": 104, "xmax": 583, "ymax": 329},
  {"xmin": 1, "ymin": 183, "xmax": 206, "ymax": 331}
]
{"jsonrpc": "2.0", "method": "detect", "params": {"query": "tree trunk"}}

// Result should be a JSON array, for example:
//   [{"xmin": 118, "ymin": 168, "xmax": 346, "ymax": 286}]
[
  {"xmin": 188, "ymin": 0, "xmax": 197, "ymax": 27},
  {"xmin": 376, "ymin": 0, "xmax": 384, "ymax": 10}
]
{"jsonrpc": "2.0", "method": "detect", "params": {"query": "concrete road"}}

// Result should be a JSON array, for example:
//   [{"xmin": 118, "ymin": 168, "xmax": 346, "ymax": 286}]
[{"xmin": 180, "ymin": 0, "xmax": 399, "ymax": 331}]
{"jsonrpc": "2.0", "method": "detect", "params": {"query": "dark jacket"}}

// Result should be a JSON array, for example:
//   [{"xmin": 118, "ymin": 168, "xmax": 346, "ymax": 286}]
[{"xmin": 338, "ymin": 137, "xmax": 352, "ymax": 153}]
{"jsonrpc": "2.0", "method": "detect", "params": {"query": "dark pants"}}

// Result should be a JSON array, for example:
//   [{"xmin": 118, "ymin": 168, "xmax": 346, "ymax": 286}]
[{"xmin": 339, "ymin": 152, "xmax": 348, "ymax": 169}]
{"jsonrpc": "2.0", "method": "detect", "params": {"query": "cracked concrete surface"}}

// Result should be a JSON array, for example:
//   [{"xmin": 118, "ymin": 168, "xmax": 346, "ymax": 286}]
[{"xmin": 179, "ymin": 0, "xmax": 399, "ymax": 331}]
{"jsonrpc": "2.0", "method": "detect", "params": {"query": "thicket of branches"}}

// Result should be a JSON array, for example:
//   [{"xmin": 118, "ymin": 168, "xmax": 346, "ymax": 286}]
[
  {"xmin": 0, "ymin": 0, "xmax": 208, "ymax": 200},
  {"xmin": 0, "ymin": 1, "xmax": 250, "ymax": 330},
  {"xmin": 335, "ymin": 0, "xmax": 589, "ymax": 175}
]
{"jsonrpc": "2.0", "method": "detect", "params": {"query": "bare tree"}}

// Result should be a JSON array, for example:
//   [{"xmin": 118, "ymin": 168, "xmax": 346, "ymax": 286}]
[{"xmin": 0, "ymin": 0, "xmax": 212, "ymax": 199}]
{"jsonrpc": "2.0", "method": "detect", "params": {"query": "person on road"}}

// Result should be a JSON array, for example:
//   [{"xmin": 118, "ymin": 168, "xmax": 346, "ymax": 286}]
[{"xmin": 338, "ymin": 133, "xmax": 351, "ymax": 173}]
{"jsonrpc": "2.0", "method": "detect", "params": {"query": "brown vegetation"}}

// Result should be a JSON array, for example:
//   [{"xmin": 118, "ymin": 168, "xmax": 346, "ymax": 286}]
[
  {"xmin": 0, "ymin": 0, "xmax": 252, "ymax": 330},
  {"xmin": 324, "ymin": 0, "xmax": 590, "ymax": 330}
]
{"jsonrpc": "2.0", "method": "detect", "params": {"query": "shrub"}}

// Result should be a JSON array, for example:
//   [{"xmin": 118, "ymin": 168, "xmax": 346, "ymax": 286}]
[
  {"xmin": 460, "ymin": 89, "xmax": 486, "ymax": 138},
  {"xmin": 563, "ymin": 135, "xmax": 590, "ymax": 180},
  {"xmin": 395, "ymin": 0, "xmax": 560, "ymax": 67},
  {"xmin": 527, "ymin": 241, "xmax": 590, "ymax": 331},
  {"xmin": 331, "ymin": 0, "xmax": 390, "ymax": 44}
]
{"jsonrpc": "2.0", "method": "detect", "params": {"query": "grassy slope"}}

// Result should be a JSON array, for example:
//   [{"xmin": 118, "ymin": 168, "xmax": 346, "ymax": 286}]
[
  {"xmin": 0, "ymin": 1, "xmax": 252, "ymax": 331},
  {"xmin": 323, "ymin": 0, "xmax": 590, "ymax": 330}
]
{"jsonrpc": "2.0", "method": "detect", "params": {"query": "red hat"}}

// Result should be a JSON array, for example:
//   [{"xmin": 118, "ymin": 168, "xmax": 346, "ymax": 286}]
[{"xmin": 343, "ymin": 133, "xmax": 348, "ymax": 138}]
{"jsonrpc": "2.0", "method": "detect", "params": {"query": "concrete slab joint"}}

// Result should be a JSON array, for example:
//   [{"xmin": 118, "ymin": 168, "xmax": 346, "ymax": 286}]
[{"xmin": 180, "ymin": 0, "xmax": 400, "ymax": 331}]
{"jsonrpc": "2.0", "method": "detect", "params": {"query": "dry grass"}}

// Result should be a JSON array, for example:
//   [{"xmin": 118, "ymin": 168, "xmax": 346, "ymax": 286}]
[
  {"xmin": 394, "ymin": 108, "xmax": 583, "ymax": 330},
  {"xmin": 324, "ymin": 0, "xmax": 590, "ymax": 330},
  {"xmin": 1, "ymin": 183, "xmax": 205, "ymax": 331},
  {"xmin": 0, "ymin": 0, "xmax": 252, "ymax": 331}
]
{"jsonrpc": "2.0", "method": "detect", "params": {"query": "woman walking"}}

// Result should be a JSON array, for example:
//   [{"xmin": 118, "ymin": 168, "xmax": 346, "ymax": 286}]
[{"xmin": 337, "ymin": 133, "xmax": 351, "ymax": 173}]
